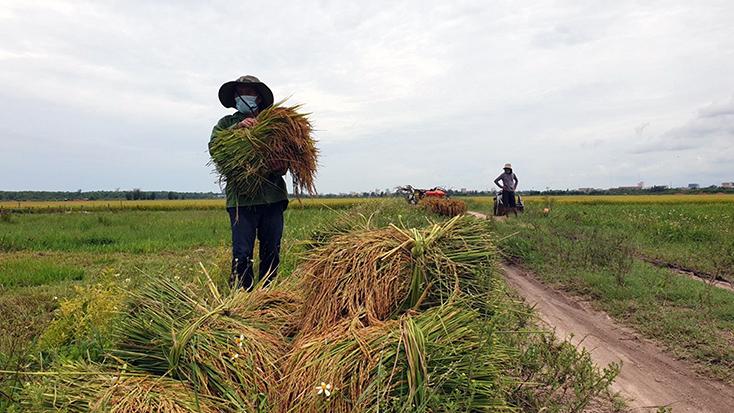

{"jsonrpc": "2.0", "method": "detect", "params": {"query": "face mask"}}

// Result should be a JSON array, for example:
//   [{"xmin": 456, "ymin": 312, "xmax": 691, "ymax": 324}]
[{"xmin": 235, "ymin": 95, "xmax": 259, "ymax": 114}]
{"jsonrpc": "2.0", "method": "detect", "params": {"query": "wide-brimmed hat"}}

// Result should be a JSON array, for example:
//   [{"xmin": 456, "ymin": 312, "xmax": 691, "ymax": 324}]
[
  {"xmin": 503, "ymin": 163, "xmax": 513, "ymax": 170},
  {"xmin": 218, "ymin": 75, "xmax": 274, "ymax": 110}
]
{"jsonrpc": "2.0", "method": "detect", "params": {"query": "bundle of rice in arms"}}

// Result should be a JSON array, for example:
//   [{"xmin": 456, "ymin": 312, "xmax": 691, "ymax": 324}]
[{"xmin": 209, "ymin": 103, "xmax": 319, "ymax": 198}]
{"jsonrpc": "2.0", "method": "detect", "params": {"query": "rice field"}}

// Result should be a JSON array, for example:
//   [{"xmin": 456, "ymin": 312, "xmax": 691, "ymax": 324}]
[
  {"xmin": 0, "ymin": 197, "xmax": 377, "ymax": 213},
  {"xmin": 464, "ymin": 193, "xmax": 734, "ymax": 205},
  {"xmin": 4, "ymin": 193, "xmax": 731, "ymax": 214},
  {"xmin": 2, "ymin": 194, "xmax": 732, "ymax": 411},
  {"xmin": 465, "ymin": 196, "xmax": 734, "ymax": 278},
  {"xmin": 0, "ymin": 199, "xmax": 619, "ymax": 412}
]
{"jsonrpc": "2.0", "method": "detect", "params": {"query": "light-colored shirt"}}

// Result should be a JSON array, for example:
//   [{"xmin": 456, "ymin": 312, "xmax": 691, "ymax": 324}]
[{"xmin": 494, "ymin": 172, "xmax": 518, "ymax": 192}]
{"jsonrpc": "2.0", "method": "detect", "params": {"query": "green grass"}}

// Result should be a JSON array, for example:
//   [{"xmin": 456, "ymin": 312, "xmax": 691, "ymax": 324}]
[
  {"xmin": 0, "ymin": 257, "xmax": 85, "ymax": 288},
  {"xmin": 0, "ymin": 210, "xmax": 225, "ymax": 253},
  {"xmin": 464, "ymin": 198, "xmax": 734, "ymax": 278},
  {"xmin": 0, "ymin": 207, "xmax": 348, "ymax": 254},
  {"xmin": 0, "ymin": 202, "xmax": 422, "ymax": 356},
  {"xmin": 0, "ymin": 199, "xmax": 622, "ymax": 412},
  {"xmin": 0, "ymin": 207, "xmax": 342, "ymax": 368},
  {"xmin": 486, "ymin": 203, "xmax": 734, "ymax": 383}
]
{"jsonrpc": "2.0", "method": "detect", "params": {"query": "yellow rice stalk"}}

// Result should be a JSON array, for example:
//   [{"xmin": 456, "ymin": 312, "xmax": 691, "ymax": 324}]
[
  {"xmin": 419, "ymin": 197, "xmax": 468, "ymax": 217},
  {"xmin": 295, "ymin": 215, "xmax": 495, "ymax": 333},
  {"xmin": 23, "ymin": 362, "xmax": 224, "ymax": 413},
  {"xmin": 114, "ymin": 276, "xmax": 300, "ymax": 410},
  {"xmin": 209, "ymin": 103, "xmax": 318, "ymax": 198},
  {"xmin": 277, "ymin": 305, "xmax": 512, "ymax": 412}
]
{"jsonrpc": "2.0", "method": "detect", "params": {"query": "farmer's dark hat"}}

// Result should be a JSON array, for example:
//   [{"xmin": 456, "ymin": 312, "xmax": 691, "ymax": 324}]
[{"xmin": 218, "ymin": 75, "xmax": 274, "ymax": 110}]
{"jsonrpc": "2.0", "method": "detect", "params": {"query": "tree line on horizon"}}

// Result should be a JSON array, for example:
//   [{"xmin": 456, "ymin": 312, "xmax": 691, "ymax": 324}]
[
  {"xmin": 1, "ymin": 185, "xmax": 732, "ymax": 202},
  {"xmin": 0, "ymin": 190, "xmax": 222, "ymax": 202}
]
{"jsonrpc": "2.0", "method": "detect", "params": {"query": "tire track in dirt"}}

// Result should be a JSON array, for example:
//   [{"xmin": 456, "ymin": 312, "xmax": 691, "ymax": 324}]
[
  {"xmin": 466, "ymin": 211, "xmax": 734, "ymax": 411},
  {"xmin": 637, "ymin": 255, "xmax": 734, "ymax": 293},
  {"xmin": 468, "ymin": 209, "xmax": 734, "ymax": 293}
]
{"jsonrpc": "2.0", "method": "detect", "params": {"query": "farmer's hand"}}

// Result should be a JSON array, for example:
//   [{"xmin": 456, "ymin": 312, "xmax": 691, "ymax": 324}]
[
  {"xmin": 236, "ymin": 118, "xmax": 258, "ymax": 128},
  {"xmin": 269, "ymin": 159, "xmax": 289, "ymax": 176}
]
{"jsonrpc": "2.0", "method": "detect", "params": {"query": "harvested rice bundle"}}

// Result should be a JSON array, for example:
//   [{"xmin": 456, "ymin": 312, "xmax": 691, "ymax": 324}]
[
  {"xmin": 24, "ymin": 361, "xmax": 224, "ymax": 413},
  {"xmin": 225, "ymin": 278, "xmax": 304, "ymax": 337},
  {"xmin": 419, "ymin": 197, "xmax": 467, "ymax": 217},
  {"xmin": 278, "ymin": 305, "xmax": 512, "ymax": 412},
  {"xmin": 304, "ymin": 199, "xmax": 435, "ymax": 251},
  {"xmin": 303, "ymin": 209, "xmax": 374, "ymax": 250},
  {"xmin": 114, "ymin": 276, "xmax": 300, "ymax": 411},
  {"xmin": 296, "ymin": 215, "xmax": 496, "ymax": 332},
  {"xmin": 209, "ymin": 103, "xmax": 318, "ymax": 198}
]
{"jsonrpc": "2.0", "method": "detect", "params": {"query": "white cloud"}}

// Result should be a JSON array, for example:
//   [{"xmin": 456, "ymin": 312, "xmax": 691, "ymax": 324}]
[
  {"xmin": 1, "ymin": 0, "xmax": 734, "ymax": 192},
  {"xmin": 632, "ymin": 96, "xmax": 734, "ymax": 153}
]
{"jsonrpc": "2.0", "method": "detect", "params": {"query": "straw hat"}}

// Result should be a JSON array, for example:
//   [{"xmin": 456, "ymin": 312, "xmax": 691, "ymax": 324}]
[
  {"xmin": 503, "ymin": 163, "xmax": 513, "ymax": 170},
  {"xmin": 218, "ymin": 75, "xmax": 274, "ymax": 110}
]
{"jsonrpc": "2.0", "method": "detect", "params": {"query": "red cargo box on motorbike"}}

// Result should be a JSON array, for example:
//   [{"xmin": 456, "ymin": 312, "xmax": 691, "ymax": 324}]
[{"xmin": 425, "ymin": 189, "xmax": 446, "ymax": 198}]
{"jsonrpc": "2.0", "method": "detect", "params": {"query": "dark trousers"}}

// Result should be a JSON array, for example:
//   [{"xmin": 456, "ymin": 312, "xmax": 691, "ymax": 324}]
[
  {"xmin": 227, "ymin": 201, "xmax": 286, "ymax": 290},
  {"xmin": 502, "ymin": 191, "xmax": 516, "ymax": 208}
]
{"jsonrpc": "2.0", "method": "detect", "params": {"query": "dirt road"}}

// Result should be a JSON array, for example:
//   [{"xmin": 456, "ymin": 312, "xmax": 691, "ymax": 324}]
[
  {"xmin": 502, "ymin": 264, "xmax": 734, "ymax": 412},
  {"xmin": 465, "ymin": 211, "xmax": 733, "ymax": 411}
]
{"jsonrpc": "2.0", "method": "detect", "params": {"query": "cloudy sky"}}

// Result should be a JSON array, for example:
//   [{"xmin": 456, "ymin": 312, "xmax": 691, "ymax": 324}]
[{"xmin": 1, "ymin": 0, "xmax": 733, "ymax": 193}]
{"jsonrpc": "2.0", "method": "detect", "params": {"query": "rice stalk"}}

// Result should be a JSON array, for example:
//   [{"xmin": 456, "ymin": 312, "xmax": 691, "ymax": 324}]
[
  {"xmin": 113, "ymin": 276, "xmax": 301, "ymax": 411},
  {"xmin": 419, "ymin": 197, "xmax": 468, "ymax": 217},
  {"xmin": 277, "ymin": 305, "xmax": 514, "ymax": 412},
  {"xmin": 21, "ymin": 361, "xmax": 224, "ymax": 413},
  {"xmin": 296, "ymin": 215, "xmax": 496, "ymax": 332},
  {"xmin": 209, "ymin": 102, "xmax": 318, "ymax": 198}
]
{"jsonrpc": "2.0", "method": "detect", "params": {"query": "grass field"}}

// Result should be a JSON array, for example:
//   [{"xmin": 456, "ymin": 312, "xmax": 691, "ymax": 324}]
[
  {"xmin": 464, "ymin": 196, "xmax": 734, "ymax": 278},
  {"xmin": 464, "ymin": 197, "xmax": 734, "ymax": 383},
  {"xmin": 0, "ymin": 199, "xmax": 623, "ymax": 412},
  {"xmin": 2, "ymin": 194, "xmax": 732, "ymax": 410}
]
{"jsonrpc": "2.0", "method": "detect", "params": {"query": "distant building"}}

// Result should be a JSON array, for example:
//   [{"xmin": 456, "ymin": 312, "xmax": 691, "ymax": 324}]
[
  {"xmin": 578, "ymin": 187, "xmax": 596, "ymax": 193},
  {"xmin": 722, "ymin": 182, "xmax": 734, "ymax": 189},
  {"xmin": 688, "ymin": 183, "xmax": 700, "ymax": 189}
]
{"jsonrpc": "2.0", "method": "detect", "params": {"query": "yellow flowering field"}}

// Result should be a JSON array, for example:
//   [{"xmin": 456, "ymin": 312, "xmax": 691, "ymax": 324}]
[{"xmin": 0, "ymin": 197, "xmax": 378, "ymax": 212}]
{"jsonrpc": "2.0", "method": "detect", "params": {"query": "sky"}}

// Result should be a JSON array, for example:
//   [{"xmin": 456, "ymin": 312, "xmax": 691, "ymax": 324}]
[{"xmin": 1, "ymin": 0, "xmax": 733, "ymax": 193}]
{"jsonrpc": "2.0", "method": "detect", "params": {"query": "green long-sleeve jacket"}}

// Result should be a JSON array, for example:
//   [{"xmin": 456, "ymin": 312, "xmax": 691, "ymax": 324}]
[{"xmin": 209, "ymin": 111, "xmax": 289, "ymax": 207}]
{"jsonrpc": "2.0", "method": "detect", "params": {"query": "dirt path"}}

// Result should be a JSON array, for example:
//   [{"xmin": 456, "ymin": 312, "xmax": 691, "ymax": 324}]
[
  {"xmin": 465, "ymin": 211, "xmax": 734, "ymax": 411},
  {"xmin": 502, "ymin": 263, "xmax": 734, "ymax": 412}
]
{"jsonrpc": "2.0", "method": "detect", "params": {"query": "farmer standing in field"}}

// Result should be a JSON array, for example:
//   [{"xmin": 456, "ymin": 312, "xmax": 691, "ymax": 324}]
[
  {"xmin": 209, "ymin": 75, "xmax": 289, "ymax": 290},
  {"xmin": 494, "ymin": 163, "xmax": 519, "ymax": 215}
]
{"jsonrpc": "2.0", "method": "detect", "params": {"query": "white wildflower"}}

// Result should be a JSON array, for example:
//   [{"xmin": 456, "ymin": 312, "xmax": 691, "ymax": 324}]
[{"xmin": 315, "ymin": 382, "xmax": 333, "ymax": 397}]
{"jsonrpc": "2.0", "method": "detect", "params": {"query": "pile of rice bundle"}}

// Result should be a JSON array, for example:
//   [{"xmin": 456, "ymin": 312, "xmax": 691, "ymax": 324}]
[
  {"xmin": 19, "ymin": 201, "xmax": 618, "ymax": 412},
  {"xmin": 301, "ymin": 210, "xmax": 374, "ymax": 251},
  {"xmin": 278, "ymin": 305, "xmax": 512, "ymax": 413},
  {"xmin": 25, "ymin": 361, "xmax": 224, "ymax": 413},
  {"xmin": 419, "ymin": 197, "xmax": 467, "ymax": 217},
  {"xmin": 113, "ymin": 276, "xmax": 301, "ymax": 411},
  {"xmin": 209, "ymin": 103, "xmax": 318, "ymax": 198},
  {"xmin": 296, "ymin": 215, "xmax": 495, "ymax": 332}
]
